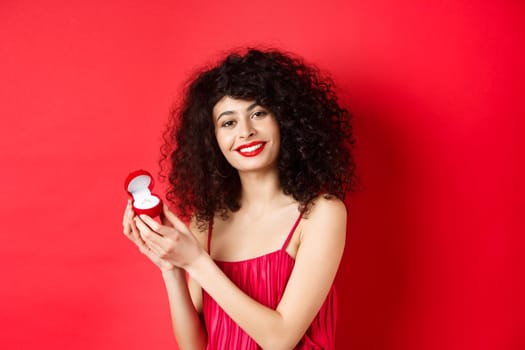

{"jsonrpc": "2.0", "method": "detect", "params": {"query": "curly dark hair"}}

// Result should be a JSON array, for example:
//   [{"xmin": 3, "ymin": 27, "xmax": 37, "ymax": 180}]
[{"xmin": 160, "ymin": 48, "xmax": 356, "ymax": 225}]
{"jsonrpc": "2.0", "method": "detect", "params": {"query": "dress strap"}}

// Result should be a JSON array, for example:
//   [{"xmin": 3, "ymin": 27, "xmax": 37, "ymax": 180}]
[
  {"xmin": 207, "ymin": 218, "xmax": 214, "ymax": 254},
  {"xmin": 281, "ymin": 210, "xmax": 305, "ymax": 251}
]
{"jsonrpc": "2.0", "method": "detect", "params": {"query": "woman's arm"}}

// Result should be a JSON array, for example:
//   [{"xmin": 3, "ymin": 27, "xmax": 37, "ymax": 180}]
[
  {"xmin": 136, "ymin": 197, "xmax": 346, "ymax": 350},
  {"xmin": 161, "ymin": 269, "xmax": 207, "ymax": 349},
  {"xmin": 160, "ymin": 216, "xmax": 208, "ymax": 349},
  {"xmin": 122, "ymin": 202, "xmax": 207, "ymax": 349}
]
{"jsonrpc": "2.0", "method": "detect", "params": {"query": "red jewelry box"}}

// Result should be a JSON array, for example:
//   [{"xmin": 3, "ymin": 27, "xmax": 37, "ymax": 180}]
[{"xmin": 124, "ymin": 170, "xmax": 163, "ymax": 217}]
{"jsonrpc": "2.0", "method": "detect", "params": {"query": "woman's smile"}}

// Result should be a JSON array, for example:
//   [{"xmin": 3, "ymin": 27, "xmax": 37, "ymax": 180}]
[{"xmin": 235, "ymin": 141, "xmax": 267, "ymax": 157}]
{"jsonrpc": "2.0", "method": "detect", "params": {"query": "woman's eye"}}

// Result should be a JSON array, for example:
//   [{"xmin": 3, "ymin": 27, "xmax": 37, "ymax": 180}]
[
  {"xmin": 221, "ymin": 120, "xmax": 236, "ymax": 128},
  {"xmin": 252, "ymin": 111, "xmax": 268, "ymax": 118}
]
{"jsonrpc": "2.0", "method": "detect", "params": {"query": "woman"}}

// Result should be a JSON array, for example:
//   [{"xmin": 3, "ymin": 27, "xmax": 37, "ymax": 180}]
[{"xmin": 122, "ymin": 48, "xmax": 355, "ymax": 349}]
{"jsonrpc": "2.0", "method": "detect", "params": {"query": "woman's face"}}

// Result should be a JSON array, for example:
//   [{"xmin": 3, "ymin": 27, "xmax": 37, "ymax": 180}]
[{"xmin": 212, "ymin": 96, "xmax": 280, "ymax": 174}]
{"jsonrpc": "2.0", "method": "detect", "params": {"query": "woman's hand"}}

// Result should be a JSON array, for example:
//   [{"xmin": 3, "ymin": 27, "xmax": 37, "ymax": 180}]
[
  {"xmin": 133, "ymin": 204, "xmax": 205, "ymax": 269},
  {"xmin": 122, "ymin": 200, "xmax": 176, "ymax": 271}
]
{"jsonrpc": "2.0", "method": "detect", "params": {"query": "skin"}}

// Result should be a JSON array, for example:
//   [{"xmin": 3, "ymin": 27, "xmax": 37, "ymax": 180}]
[{"xmin": 122, "ymin": 97, "xmax": 347, "ymax": 350}]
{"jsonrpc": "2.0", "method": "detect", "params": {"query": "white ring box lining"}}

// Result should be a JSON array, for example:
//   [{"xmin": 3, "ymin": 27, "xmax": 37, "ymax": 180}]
[{"xmin": 127, "ymin": 175, "xmax": 161, "ymax": 210}]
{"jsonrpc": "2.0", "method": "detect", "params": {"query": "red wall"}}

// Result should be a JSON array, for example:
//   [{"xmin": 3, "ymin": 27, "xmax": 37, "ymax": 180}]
[{"xmin": 1, "ymin": 1, "xmax": 523, "ymax": 349}]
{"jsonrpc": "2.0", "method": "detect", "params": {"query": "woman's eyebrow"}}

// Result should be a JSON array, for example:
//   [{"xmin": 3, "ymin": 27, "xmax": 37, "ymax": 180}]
[
  {"xmin": 216, "ymin": 110, "xmax": 234, "ymax": 121},
  {"xmin": 246, "ymin": 102, "xmax": 259, "ymax": 111},
  {"xmin": 216, "ymin": 103, "xmax": 260, "ymax": 121}
]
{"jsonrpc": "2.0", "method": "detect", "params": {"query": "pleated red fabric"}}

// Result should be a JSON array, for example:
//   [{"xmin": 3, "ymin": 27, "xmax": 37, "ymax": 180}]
[{"xmin": 202, "ymin": 213, "xmax": 337, "ymax": 349}]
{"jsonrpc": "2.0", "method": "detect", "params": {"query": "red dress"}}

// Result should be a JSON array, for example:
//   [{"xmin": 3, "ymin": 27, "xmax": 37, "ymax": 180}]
[{"xmin": 202, "ymin": 212, "xmax": 338, "ymax": 349}]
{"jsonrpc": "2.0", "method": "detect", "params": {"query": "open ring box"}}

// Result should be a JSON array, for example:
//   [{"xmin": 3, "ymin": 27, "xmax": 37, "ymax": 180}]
[{"xmin": 125, "ymin": 170, "xmax": 163, "ymax": 217}]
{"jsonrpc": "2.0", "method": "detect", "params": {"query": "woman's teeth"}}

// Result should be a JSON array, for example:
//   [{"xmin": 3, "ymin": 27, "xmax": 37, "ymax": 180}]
[{"xmin": 240, "ymin": 143, "xmax": 263, "ymax": 152}]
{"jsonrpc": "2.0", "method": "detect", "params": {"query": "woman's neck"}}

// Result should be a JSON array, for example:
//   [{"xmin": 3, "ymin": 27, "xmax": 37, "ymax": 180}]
[{"xmin": 237, "ymin": 169, "xmax": 291, "ymax": 216}]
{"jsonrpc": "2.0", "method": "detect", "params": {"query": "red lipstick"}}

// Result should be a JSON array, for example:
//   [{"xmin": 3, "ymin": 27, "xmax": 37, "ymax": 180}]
[{"xmin": 235, "ymin": 141, "xmax": 266, "ymax": 157}]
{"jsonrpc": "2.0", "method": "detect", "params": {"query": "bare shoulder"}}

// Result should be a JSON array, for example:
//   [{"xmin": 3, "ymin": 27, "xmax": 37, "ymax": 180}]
[
  {"xmin": 305, "ymin": 195, "xmax": 347, "ymax": 226},
  {"xmin": 300, "ymin": 195, "xmax": 347, "ymax": 246}
]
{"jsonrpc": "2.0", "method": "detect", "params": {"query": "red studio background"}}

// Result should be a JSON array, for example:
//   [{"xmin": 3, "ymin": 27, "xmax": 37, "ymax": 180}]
[{"xmin": 1, "ymin": 1, "xmax": 523, "ymax": 349}]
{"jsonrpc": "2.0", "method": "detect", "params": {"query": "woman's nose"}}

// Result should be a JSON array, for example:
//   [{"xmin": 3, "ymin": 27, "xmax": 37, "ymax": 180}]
[{"xmin": 239, "ymin": 121, "xmax": 256, "ymax": 138}]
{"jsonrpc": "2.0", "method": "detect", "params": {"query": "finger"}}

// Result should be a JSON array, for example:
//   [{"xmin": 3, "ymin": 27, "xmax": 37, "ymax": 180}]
[
  {"xmin": 139, "ymin": 214, "xmax": 175, "ymax": 237},
  {"xmin": 122, "ymin": 202, "xmax": 133, "ymax": 235},
  {"xmin": 122, "ymin": 199, "xmax": 132, "ymax": 227},
  {"xmin": 162, "ymin": 204, "xmax": 190, "ymax": 234},
  {"xmin": 129, "ymin": 215, "xmax": 146, "ymax": 246},
  {"xmin": 134, "ymin": 216, "xmax": 166, "ymax": 251},
  {"xmin": 124, "ymin": 214, "xmax": 143, "ymax": 248},
  {"xmin": 159, "ymin": 209, "xmax": 173, "ymax": 227},
  {"xmin": 130, "ymin": 219, "xmax": 164, "ymax": 258},
  {"xmin": 123, "ymin": 202, "xmax": 138, "ymax": 236}
]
